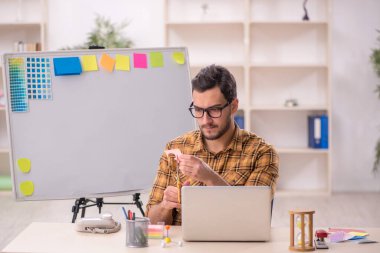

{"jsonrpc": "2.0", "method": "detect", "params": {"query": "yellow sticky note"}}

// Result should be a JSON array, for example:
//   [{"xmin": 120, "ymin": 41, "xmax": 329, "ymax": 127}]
[
  {"xmin": 115, "ymin": 54, "xmax": 130, "ymax": 71},
  {"xmin": 17, "ymin": 158, "xmax": 31, "ymax": 173},
  {"xmin": 100, "ymin": 53, "xmax": 116, "ymax": 72},
  {"xmin": 172, "ymin": 52, "xmax": 185, "ymax": 65},
  {"xmin": 81, "ymin": 55, "xmax": 98, "ymax": 71},
  {"xmin": 20, "ymin": 181, "xmax": 34, "ymax": 196}
]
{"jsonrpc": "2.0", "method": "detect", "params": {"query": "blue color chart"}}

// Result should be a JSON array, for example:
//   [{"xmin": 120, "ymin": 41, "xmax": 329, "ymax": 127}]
[
  {"xmin": 8, "ymin": 58, "xmax": 28, "ymax": 112},
  {"xmin": 26, "ymin": 57, "xmax": 52, "ymax": 100}
]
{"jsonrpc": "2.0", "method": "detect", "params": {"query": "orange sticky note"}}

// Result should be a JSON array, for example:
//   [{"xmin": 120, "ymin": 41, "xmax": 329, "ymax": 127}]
[{"xmin": 100, "ymin": 53, "xmax": 115, "ymax": 72}]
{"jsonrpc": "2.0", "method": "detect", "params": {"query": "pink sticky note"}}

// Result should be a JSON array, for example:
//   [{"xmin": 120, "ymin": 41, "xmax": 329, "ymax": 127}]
[
  {"xmin": 133, "ymin": 53, "xmax": 147, "ymax": 68},
  {"xmin": 165, "ymin": 149, "xmax": 182, "ymax": 160}
]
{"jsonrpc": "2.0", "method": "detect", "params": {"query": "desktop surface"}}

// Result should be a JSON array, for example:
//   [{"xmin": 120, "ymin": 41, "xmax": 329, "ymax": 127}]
[{"xmin": 2, "ymin": 222, "xmax": 380, "ymax": 253}]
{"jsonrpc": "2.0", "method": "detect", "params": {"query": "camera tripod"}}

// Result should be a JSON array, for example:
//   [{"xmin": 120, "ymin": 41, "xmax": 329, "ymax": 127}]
[{"xmin": 71, "ymin": 193, "xmax": 145, "ymax": 223}]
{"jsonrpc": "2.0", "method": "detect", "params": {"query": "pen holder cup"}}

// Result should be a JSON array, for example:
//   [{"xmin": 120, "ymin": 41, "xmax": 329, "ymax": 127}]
[{"xmin": 126, "ymin": 217, "xmax": 150, "ymax": 248}]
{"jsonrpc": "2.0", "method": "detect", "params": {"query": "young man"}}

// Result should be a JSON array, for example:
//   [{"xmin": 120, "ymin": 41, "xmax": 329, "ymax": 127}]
[{"xmin": 146, "ymin": 64, "xmax": 279, "ymax": 225}]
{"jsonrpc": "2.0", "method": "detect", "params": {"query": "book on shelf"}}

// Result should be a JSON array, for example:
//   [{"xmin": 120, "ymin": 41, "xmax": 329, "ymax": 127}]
[
  {"xmin": 234, "ymin": 114, "xmax": 244, "ymax": 129},
  {"xmin": 13, "ymin": 41, "xmax": 41, "ymax": 52},
  {"xmin": 308, "ymin": 114, "xmax": 328, "ymax": 149}
]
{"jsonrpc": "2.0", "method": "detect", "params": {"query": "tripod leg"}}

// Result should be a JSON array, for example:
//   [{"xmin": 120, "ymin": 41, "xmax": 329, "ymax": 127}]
[
  {"xmin": 133, "ymin": 193, "xmax": 145, "ymax": 217},
  {"xmin": 80, "ymin": 198, "xmax": 87, "ymax": 218},
  {"xmin": 71, "ymin": 198, "xmax": 84, "ymax": 223},
  {"xmin": 96, "ymin": 198, "xmax": 103, "ymax": 214}
]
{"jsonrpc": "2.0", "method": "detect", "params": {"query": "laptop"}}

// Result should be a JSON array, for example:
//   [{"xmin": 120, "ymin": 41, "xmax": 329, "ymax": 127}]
[{"xmin": 181, "ymin": 186, "xmax": 272, "ymax": 242}]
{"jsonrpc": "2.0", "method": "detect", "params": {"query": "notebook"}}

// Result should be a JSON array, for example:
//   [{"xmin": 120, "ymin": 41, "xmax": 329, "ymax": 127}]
[{"xmin": 181, "ymin": 186, "xmax": 272, "ymax": 242}]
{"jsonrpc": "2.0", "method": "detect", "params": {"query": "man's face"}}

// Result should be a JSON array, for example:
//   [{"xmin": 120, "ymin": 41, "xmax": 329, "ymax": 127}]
[{"xmin": 192, "ymin": 86, "xmax": 236, "ymax": 140}]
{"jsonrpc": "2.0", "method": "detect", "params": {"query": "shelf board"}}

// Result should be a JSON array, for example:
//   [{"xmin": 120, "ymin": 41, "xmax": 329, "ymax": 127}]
[
  {"xmin": 250, "ymin": 63, "xmax": 327, "ymax": 68},
  {"xmin": 275, "ymin": 189, "xmax": 330, "ymax": 197},
  {"xmin": 249, "ymin": 106, "xmax": 328, "ymax": 111},
  {"xmin": 0, "ymin": 148, "xmax": 10, "ymax": 154},
  {"xmin": 166, "ymin": 21, "xmax": 245, "ymax": 26},
  {"xmin": 277, "ymin": 148, "xmax": 329, "ymax": 154},
  {"xmin": 250, "ymin": 21, "xmax": 328, "ymax": 26},
  {"xmin": 0, "ymin": 22, "xmax": 42, "ymax": 28}
]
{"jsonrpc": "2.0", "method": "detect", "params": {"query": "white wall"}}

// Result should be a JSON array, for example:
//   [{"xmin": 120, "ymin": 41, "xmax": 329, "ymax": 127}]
[
  {"xmin": 45, "ymin": 0, "xmax": 380, "ymax": 192},
  {"xmin": 331, "ymin": 0, "xmax": 380, "ymax": 191},
  {"xmin": 47, "ymin": 0, "xmax": 164, "ymax": 50}
]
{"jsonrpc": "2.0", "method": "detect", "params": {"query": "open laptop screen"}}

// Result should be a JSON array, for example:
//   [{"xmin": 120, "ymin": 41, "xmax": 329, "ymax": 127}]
[{"xmin": 181, "ymin": 186, "xmax": 272, "ymax": 242}]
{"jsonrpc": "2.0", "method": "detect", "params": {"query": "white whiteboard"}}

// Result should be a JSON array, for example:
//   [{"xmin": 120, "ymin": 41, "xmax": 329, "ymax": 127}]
[{"xmin": 3, "ymin": 47, "xmax": 195, "ymax": 200}]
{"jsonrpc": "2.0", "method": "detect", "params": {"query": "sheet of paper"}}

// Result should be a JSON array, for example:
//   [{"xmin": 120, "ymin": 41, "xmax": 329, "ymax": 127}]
[
  {"xmin": 100, "ymin": 53, "xmax": 116, "ymax": 72},
  {"xmin": 149, "ymin": 52, "xmax": 164, "ymax": 67},
  {"xmin": 172, "ymin": 52, "xmax": 185, "ymax": 65},
  {"xmin": 115, "ymin": 54, "xmax": 130, "ymax": 71},
  {"xmin": 81, "ymin": 55, "xmax": 98, "ymax": 71},
  {"xmin": 133, "ymin": 53, "xmax": 147, "ymax": 68},
  {"xmin": 164, "ymin": 149, "xmax": 182, "ymax": 159},
  {"xmin": 350, "ymin": 232, "xmax": 369, "ymax": 237},
  {"xmin": 17, "ymin": 158, "xmax": 31, "ymax": 173},
  {"xmin": 328, "ymin": 228, "xmax": 368, "ymax": 235},
  {"xmin": 20, "ymin": 180, "xmax": 34, "ymax": 196}
]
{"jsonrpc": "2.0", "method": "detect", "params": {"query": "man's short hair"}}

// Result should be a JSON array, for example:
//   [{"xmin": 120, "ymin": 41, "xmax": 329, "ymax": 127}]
[{"xmin": 191, "ymin": 64, "xmax": 237, "ymax": 103}]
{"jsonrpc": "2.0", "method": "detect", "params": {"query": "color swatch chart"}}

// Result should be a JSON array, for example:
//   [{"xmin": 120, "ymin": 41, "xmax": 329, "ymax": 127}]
[
  {"xmin": 8, "ymin": 58, "xmax": 28, "ymax": 112},
  {"xmin": 26, "ymin": 57, "xmax": 52, "ymax": 100}
]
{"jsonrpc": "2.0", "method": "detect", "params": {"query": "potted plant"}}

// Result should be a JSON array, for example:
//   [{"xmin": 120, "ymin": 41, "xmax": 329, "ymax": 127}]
[
  {"xmin": 370, "ymin": 30, "xmax": 380, "ymax": 173},
  {"xmin": 62, "ymin": 14, "xmax": 133, "ymax": 49}
]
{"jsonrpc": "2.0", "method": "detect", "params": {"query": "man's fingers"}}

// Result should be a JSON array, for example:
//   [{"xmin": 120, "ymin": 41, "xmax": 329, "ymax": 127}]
[
  {"xmin": 163, "ymin": 186, "xmax": 180, "ymax": 203},
  {"xmin": 178, "ymin": 154, "xmax": 198, "ymax": 162}
]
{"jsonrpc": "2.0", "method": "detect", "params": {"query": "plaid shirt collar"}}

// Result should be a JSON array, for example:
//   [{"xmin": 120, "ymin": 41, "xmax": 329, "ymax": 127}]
[{"xmin": 193, "ymin": 123, "xmax": 243, "ymax": 153}]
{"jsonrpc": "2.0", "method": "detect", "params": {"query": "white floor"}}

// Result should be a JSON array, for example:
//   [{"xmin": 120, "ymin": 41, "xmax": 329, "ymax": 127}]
[{"xmin": 1, "ymin": 191, "xmax": 380, "ymax": 250}]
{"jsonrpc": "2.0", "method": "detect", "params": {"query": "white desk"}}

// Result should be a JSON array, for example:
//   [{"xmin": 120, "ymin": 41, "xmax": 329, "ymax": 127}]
[{"xmin": 2, "ymin": 222, "xmax": 380, "ymax": 253}]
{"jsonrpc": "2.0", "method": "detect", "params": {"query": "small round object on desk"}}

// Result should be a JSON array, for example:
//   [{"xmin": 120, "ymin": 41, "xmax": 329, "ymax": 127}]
[
  {"xmin": 164, "ymin": 237, "xmax": 171, "ymax": 244},
  {"xmin": 161, "ymin": 241, "xmax": 166, "ymax": 248}
]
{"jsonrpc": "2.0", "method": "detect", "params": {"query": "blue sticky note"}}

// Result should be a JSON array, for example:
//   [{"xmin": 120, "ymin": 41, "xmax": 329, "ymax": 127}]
[{"xmin": 53, "ymin": 57, "xmax": 82, "ymax": 76}]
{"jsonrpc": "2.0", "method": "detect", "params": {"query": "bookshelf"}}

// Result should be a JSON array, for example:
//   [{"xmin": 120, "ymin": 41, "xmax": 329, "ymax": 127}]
[
  {"xmin": 164, "ymin": 0, "xmax": 332, "ymax": 195},
  {"xmin": 0, "ymin": 0, "xmax": 47, "ymax": 181}
]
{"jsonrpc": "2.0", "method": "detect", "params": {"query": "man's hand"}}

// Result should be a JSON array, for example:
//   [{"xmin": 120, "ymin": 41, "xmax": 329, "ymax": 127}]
[
  {"xmin": 178, "ymin": 154, "xmax": 229, "ymax": 186},
  {"xmin": 160, "ymin": 186, "xmax": 181, "ymax": 210}
]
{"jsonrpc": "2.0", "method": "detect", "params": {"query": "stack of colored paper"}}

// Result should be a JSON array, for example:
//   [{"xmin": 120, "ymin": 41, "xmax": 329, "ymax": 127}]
[
  {"xmin": 148, "ymin": 224, "xmax": 164, "ymax": 239},
  {"xmin": 328, "ymin": 228, "xmax": 369, "ymax": 242}
]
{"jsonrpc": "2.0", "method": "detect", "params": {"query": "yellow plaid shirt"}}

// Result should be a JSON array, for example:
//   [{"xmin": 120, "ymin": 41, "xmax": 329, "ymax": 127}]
[{"xmin": 146, "ymin": 125, "xmax": 279, "ymax": 225}]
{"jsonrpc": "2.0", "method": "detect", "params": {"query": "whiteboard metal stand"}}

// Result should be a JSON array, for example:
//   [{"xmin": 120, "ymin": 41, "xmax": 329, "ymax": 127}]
[
  {"xmin": 69, "ymin": 45, "xmax": 144, "ymax": 223},
  {"xmin": 71, "ymin": 193, "xmax": 145, "ymax": 223}
]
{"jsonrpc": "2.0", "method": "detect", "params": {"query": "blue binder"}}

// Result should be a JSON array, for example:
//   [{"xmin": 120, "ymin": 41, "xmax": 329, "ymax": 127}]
[
  {"xmin": 234, "ymin": 115, "xmax": 244, "ymax": 129},
  {"xmin": 308, "ymin": 115, "xmax": 328, "ymax": 149}
]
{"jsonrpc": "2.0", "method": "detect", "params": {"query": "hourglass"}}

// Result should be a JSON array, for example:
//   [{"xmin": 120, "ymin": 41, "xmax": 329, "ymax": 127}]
[{"xmin": 289, "ymin": 210, "xmax": 315, "ymax": 251}]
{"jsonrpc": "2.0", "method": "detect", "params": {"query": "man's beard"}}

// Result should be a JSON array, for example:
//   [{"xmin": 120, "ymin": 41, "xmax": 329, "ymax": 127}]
[{"xmin": 201, "ymin": 116, "xmax": 231, "ymax": 141}]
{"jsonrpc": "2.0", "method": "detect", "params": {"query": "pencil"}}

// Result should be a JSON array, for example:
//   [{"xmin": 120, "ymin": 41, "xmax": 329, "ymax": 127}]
[{"xmin": 122, "ymin": 206, "xmax": 128, "ymax": 220}]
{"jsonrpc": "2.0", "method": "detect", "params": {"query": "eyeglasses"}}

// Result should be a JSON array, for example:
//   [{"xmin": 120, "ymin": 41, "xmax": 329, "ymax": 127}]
[{"xmin": 188, "ymin": 101, "xmax": 230, "ymax": 118}]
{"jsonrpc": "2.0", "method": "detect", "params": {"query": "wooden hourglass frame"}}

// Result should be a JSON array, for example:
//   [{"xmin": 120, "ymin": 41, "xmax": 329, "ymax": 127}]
[{"xmin": 289, "ymin": 210, "xmax": 315, "ymax": 251}]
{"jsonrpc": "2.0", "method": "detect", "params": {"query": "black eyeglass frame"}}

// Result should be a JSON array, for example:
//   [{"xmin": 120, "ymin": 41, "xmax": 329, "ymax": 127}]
[{"xmin": 188, "ymin": 101, "xmax": 231, "ymax": 118}]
